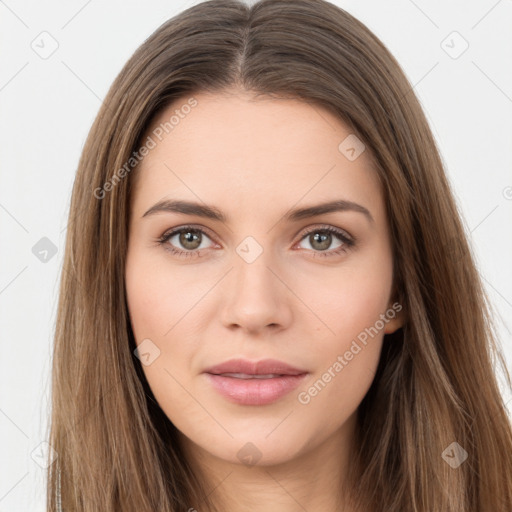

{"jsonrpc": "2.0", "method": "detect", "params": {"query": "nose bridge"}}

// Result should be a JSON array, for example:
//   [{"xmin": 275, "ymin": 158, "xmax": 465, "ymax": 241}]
[
  {"xmin": 234, "ymin": 244, "xmax": 275, "ymax": 296},
  {"xmin": 219, "ymin": 236, "xmax": 292, "ymax": 332},
  {"xmin": 233, "ymin": 237, "xmax": 280, "ymax": 306}
]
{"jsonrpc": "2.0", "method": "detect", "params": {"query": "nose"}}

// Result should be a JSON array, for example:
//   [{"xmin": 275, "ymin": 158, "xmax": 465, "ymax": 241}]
[{"xmin": 219, "ymin": 249, "xmax": 293, "ymax": 335}]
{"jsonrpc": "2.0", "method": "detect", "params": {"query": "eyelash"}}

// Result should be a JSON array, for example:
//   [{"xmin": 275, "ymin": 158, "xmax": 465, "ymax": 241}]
[{"xmin": 156, "ymin": 224, "xmax": 355, "ymax": 259}]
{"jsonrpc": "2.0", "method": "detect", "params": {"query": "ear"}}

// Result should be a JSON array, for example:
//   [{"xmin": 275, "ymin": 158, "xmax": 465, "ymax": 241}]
[
  {"xmin": 383, "ymin": 287, "xmax": 406, "ymax": 334},
  {"xmin": 384, "ymin": 303, "xmax": 405, "ymax": 334}
]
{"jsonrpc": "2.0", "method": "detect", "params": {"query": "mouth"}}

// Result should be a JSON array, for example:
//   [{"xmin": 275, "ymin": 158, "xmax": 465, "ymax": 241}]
[
  {"xmin": 214, "ymin": 372, "xmax": 291, "ymax": 379},
  {"xmin": 203, "ymin": 359, "xmax": 308, "ymax": 406}
]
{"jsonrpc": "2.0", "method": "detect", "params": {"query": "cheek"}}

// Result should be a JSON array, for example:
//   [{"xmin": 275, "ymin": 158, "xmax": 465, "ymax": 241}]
[
  {"xmin": 294, "ymin": 250, "xmax": 393, "ymax": 425},
  {"xmin": 125, "ymin": 269, "xmax": 173, "ymax": 342},
  {"xmin": 125, "ymin": 250, "xmax": 206, "ymax": 426},
  {"xmin": 125, "ymin": 246, "xmax": 210, "ymax": 387},
  {"xmin": 307, "ymin": 251, "xmax": 394, "ymax": 346},
  {"xmin": 295, "ymin": 297, "xmax": 388, "ymax": 438},
  {"xmin": 297, "ymin": 340, "xmax": 382, "ymax": 440},
  {"xmin": 125, "ymin": 248, "xmax": 208, "ymax": 342}
]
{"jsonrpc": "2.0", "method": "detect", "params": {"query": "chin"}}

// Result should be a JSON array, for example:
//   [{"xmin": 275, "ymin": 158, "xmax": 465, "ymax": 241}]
[{"xmin": 185, "ymin": 425, "xmax": 312, "ymax": 468}]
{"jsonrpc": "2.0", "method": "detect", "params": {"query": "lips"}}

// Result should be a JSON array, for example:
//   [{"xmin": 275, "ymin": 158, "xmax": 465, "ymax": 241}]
[
  {"xmin": 204, "ymin": 358, "xmax": 307, "ymax": 376},
  {"xmin": 203, "ymin": 358, "xmax": 308, "ymax": 406},
  {"xmin": 216, "ymin": 373, "xmax": 283, "ymax": 379}
]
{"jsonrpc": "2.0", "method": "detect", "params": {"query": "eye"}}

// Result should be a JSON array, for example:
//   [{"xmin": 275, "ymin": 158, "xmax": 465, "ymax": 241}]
[
  {"xmin": 157, "ymin": 225, "xmax": 217, "ymax": 258},
  {"xmin": 157, "ymin": 224, "xmax": 355, "ymax": 259},
  {"xmin": 295, "ymin": 225, "xmax": 355, "ymax": 257}
]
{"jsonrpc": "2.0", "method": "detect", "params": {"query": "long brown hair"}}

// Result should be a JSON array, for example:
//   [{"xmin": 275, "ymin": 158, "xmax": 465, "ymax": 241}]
[{"xmin": 47, "ymin": 0, "xmax": 512, "ymax": 510}]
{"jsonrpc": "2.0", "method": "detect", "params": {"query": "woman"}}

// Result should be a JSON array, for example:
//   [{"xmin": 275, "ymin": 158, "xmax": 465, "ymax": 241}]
[{"xmin": 48, "ymin": 0, "xmax": 512, "ymax": 510}]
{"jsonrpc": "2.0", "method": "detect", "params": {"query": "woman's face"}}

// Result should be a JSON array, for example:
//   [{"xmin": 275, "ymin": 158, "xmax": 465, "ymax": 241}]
[{"xmin": 125, "ymin": 89, "xmax": 403, "ymax": 467}]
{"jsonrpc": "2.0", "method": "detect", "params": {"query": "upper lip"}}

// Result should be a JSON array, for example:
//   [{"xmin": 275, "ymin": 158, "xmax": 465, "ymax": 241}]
[{"xmin": 203, "ymin": 358, "xmax": 307, "ymax": 376}]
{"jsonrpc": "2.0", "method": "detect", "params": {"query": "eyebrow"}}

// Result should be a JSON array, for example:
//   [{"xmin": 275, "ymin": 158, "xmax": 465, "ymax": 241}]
[{"xmin": 142, "ymin": 198, "xmax": 374, "ymax": 224}]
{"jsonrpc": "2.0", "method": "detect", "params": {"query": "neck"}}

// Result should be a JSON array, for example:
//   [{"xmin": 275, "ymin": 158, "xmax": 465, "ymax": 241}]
[{"xmin": 179, "ymin": 413, "xmax": 359, "ymax": 512}]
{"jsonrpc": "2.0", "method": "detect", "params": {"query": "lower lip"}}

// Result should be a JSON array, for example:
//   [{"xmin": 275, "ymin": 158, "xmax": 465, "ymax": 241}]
[{"xmin": 205, "ymin": 373, "xmax": 308, "ymax": 405}]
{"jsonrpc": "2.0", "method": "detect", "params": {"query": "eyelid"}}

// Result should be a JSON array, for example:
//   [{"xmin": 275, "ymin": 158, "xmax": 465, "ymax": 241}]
[
  {"xmin": 160, "ymin": 223, "xmax": 353, "ymax": 243},
  {"xmin": 160, "ymin": 224, "xmax": 218, "ymax": 243},
  {"xmin": 295, "ymin": 223, "xmax": 354, "ymax": 243}
]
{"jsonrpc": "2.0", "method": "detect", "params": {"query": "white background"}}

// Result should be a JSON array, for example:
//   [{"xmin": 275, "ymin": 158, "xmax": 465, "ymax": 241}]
[{"xmin": 1, "ymin": 0, "xmax": 511, "ymax": 510}]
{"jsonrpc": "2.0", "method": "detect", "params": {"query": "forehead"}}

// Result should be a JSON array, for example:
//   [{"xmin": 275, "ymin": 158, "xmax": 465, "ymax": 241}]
[{"xmin": 132, "ymin": 90, "xmax": 383, "ymax": 220}]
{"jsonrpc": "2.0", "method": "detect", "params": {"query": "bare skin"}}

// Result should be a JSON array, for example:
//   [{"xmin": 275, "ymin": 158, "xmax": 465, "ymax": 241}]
[{"xmin": 125, "ymin": 88, "xmax": 404, "ymax": 512}]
